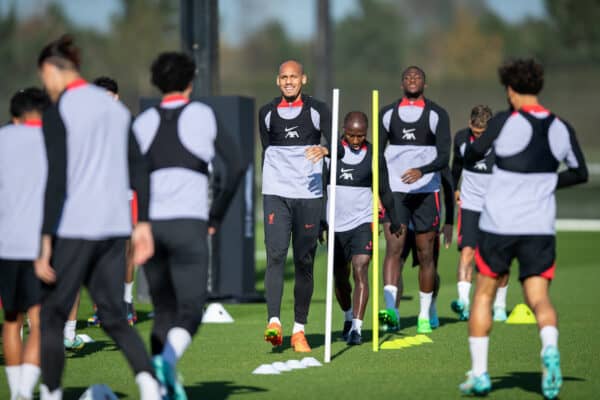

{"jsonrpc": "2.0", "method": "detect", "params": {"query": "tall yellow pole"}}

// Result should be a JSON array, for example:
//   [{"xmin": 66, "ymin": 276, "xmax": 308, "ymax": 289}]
[{"xmin": 372, "ymin": 90, "xmax": 380, "ymax": 352}]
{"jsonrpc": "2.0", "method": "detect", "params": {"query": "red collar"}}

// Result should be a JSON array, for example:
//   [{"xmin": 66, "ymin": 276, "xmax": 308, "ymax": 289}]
[
  {"xmin": 277, "ymin": 98, "xmax": 303, "ymax": 108},
  {"xmin": 399, "ymin": 97, "xmax": 425, "ymax": 108},
  {"xmin": 521, "ymin": 104, "xmax": 549, "ymax": 113},
  {"xmin": 65, "ymin": 78, "xmax": 87, "ymax": 91},
  {"xmin": 23, "ymin": 119, "xmax": 42, "ymax": 127},
  {"xmin": 161, "ymin": 94, "xmax": 189, "ymax": 105}
]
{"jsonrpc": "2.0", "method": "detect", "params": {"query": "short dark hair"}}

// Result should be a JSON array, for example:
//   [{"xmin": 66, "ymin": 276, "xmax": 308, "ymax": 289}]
[
  {"xmin": 10, "ymin": 88, "xmax": 51, "ymax": 118},
  {"xmin": 343, "ymin": 111, "xmax": 368, "ymax": 129},
  {"xmin": 151, "ymin": 52, "xmax": 196, "ymax": 93},
  {"xmin": 498, "ymin": 58, "xmax": 544, "ymax": 95},
  {"xmin": 38, "ymin": 34, "xmax": 81, "ymax": 70},
  {"xmin": 470, "ymin": 105, "xmax": 493, "ymax": 129},
  {"xmin": 402, "ymin": 65, "xmax": 426, "ymax": 82},
  {"xmin": 93, "ymin": 76, "xmax": 119, "ymax": 94}
]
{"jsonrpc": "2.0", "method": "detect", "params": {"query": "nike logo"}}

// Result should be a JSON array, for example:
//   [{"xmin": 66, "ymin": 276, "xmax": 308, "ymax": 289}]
[
  {"xmin": 402, "ymin": 128, "xmax": 416, "ymax": 134},
  {"xmin": 304, "ymin": 224, "xmax": 315, "ymax": 229},
  {"xmin": 340, "ymin": 168, "xmax": 354, "ymax": 173},
  {"xmin": 285, "ymin": 126, "xmax": 299, "ymax": 132}
]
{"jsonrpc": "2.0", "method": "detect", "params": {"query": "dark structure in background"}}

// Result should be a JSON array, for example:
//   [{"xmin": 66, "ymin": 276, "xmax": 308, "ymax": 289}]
[
  {"xmin": 314, "ymin": 0, "xmax": 332, "ymax": 103},
  {"xmin": 137, "ymin": 0, "xmax": 260, "ymax": 304}
]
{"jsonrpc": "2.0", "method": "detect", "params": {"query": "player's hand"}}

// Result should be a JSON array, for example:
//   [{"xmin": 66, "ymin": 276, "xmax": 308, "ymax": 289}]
[
  {"xmin": 131, "ymin": 222, "xmax": 154, "ymax": 265},
  {"xmin": 442, "ymin": 224, "xmax": 453, "ymax": 248},
  {"xmin": 305, "ymin": 146, "xmax": 328, "ymax": 163},
  {"xmin": 35, "ymin": 235, "xmax": 56, "ymax": 284},
  {"xmin": 401, "ymin": 168, "xmax": 423, "ymax": 184},
  {"xmin": 208, "ymin": 226, "xmax": 217, "ymax": 235},
  {"xmin": 455, "ymin": 190, "xmax": 460, "ymax": 203}
]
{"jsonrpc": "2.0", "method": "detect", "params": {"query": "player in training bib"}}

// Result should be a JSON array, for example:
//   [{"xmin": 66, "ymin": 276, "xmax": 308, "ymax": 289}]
[{"xmin": 459, "ymin": 58, "xmax": 588, "ymax": 399}]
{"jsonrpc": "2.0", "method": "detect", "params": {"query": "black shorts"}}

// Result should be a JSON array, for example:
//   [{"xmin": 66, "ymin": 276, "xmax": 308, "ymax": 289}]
[
  {"xmin": 334, "ymin": 223, "xmax": 373, "ymax": 263},
  {"xmin": 390, "ymin": 192, "xmax": 441, "ymax": 233},
  {"xmin": 0, "ymin": 259, "xmax": 41, "ymax": 314},
  {"xmin": 475, "ymin": 231, "xmax": 556, "ymax": 281},
  {"xmin": 401, "ymin": 229, "xmax": 440, "ymax": 267},
  {"xmin": 457, "ymin": 208, "xmax": 480, "ymax": 250}
]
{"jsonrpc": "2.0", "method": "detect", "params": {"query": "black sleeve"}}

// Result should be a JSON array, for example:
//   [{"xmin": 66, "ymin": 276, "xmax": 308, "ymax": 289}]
[
  {"xmin": 41, "ymin": 104, "xmax": 67, "ymax": 235},
  {"xmin": 464, "ymin": 112, "xmax": 509, "ymax": 163},
  {"xmin": 258, "ymin": 104, "xmax": 270, "ymax": 151},
  {"xmin": 313, "ymin": 98, "xmax": 344, "ymax": 159},
  {"xmin": 557, "ymin": 121, "xmax": 588, "ymax": 189},
  {"xmin": 209, "ymin": 116, "xmax": 245, "ymax": 228},
  {"xmin": 128, "ymin": 124, "xmax": 150, "ymax": 222},
  {"xmin": 451, "ymin": 130, "xmax": 465, "ymax": 189},
  {"xmin": 440, "ymin": 166, "xmax": 455, "ymax": 225},
  {"xmin": 418, "ymin": 106, "xmax": 451, "ymax": 174}
]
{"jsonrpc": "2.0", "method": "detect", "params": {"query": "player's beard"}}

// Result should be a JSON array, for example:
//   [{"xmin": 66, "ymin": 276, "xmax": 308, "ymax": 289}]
[
  {"xmin": 404, "ymin": 89, "xmax": 423, "ymax": 100},
  {"xmin": 283, "ymin": 90, "xmax": 302, "ymax": 103}
]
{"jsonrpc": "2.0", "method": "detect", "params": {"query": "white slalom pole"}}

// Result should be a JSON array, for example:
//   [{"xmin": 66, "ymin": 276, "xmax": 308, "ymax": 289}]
[{"xmin": 324, "ymin": 88, "xmax": 340, "ymax": 363}]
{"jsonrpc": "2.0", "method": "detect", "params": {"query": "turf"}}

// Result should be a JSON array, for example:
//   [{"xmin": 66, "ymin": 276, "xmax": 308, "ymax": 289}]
[{"xmin": 1, "ymin": 231, "xmax": 599, "ymax": 399}]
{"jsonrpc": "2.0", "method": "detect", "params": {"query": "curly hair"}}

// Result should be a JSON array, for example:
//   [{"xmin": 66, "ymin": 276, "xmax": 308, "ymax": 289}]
[
  {"xmin": 93, "ymin": 76, "xmax": 119, "ymax": 95},
  {"xmin": 498, "ymin": 58, "xmax": 544, "ymax": 95},
  {"xmin": 10, "ymin": 87, "xmax": 51, "ymax": 118},
  {"xmin": 469, "ymin": 105, "xmax": 493, "ymax": 129},
  {"xmin": 151, "ymin": 52, "xmax": 196, "ymax": 94}
]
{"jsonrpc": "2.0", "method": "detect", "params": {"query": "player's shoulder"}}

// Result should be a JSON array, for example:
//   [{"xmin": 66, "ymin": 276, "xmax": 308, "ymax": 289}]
[
  {"xmin": 259, "ymin": 97, "xmax": 280, "ymax": 114},
  {"xmin": 184, "ymin": 101, "xmax": 216, "ymax": 119},
  {"xmin": 380, "ymin": 101, "xmax": 395, "ymax": 115},
  {"xmin": 305, "ymin": 95, "xmax": 329, "ymax": 113},
  {"xmin": 425, "ymin": 98, "xmax": 449, "ymax": 117},
  {"xmin": 454, "ymin": 128, "xmax": 470, "ymax": 142}
]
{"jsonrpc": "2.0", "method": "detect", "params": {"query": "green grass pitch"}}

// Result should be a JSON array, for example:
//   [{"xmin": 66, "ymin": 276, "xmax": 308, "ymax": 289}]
[{"xmin": 1, "ymin": 231, "xmax": 599, "ymax": 399}]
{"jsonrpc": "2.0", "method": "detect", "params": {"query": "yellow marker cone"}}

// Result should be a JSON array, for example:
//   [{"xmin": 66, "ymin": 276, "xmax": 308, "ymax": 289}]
[{"xmin": 506, "ymin": 303, "xmax": 537, "ymax": 324}]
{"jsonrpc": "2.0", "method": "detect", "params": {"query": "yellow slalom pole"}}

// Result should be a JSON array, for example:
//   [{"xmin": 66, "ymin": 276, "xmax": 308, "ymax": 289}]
[{"xmin": 372, "ymin": 90, "xmax": 380, "ymax": 352}]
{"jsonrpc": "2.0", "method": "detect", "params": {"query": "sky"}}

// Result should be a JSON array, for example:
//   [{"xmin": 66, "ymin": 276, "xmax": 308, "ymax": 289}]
[{"xmin": 1, "ymin": 0, "xmax": 547, "ymax": 45}]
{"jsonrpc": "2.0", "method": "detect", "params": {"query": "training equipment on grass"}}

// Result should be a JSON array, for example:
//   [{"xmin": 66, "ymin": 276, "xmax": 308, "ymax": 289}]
[
  {"xmin": 202, "ymin": 303, "xmax": 234, "ymax": 323},
  {"xmin": 371, "ymin": 89, "xmax": 380, "ymax": 352},
  {"xmin": 78, "ymin": 384, "xmax": 118, "ymax": 400},
  {"xmin": 252, "ymin": 358, "xmax": 322, "ymax": 375},
  {"xmin": 324, "ymin": 88, "xmax": 340, "ymax": 363},
  {"xmin": 252, "ymin": 364, "xmax": 281, "ymax": 375},
  {"xmin": 506, "ymin": 303, "xmax": 537, "ymax": 324},
  {"xmin": 380, "ymin": 334, "xmax": 433, "ymax": 350}
]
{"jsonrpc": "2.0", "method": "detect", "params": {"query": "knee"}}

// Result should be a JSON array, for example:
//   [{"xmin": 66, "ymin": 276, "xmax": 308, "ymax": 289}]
[{"xmin": 266, "ymin": 246, "xmax": 288, "ymax": 267}]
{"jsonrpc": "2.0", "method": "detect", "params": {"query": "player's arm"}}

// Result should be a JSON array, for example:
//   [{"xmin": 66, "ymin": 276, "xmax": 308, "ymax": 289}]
[
  {"xmin": 417, "ymin": 107, "xmax": 451, "ymax": 175},
  {"xmin": 378, "ymin": 107, "xmax": 400, "ymax": 233},
  {"xmin": 557, "ymin": 121, "xmax": 588, "ymax": 189},
  {"xmin": 258, "ymin": 105, "xmax": 270, "ymax": 151},
  {"xmin": 451, "ymin": 131, "xmax": 465, "ymax": 199},
  {"xmin": 209, "ymin": 113, "xmax": 245, "ymax": 231},
  {"xmin": 306, "ymin": 100, "xmax": 344, "ymax": 162},
  {"xmin": 441, "ymin": 166, "xmax": 455, "ymax": 226},
  {"xmin": 128, "ymin": 123, "xmax": 150, "ymax": 223},
  {"xmin": 464, "ymin": 112, "xmax": 508, "ymax": 163}
]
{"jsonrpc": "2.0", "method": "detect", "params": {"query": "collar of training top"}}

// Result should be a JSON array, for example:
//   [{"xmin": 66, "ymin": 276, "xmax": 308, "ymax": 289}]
[
  {"xmin": 342, "ymin": 139, "xmax": 367, "ymax": 151},
  {"xmin": 277, "ymin": 97, "xmax": 303, "ymax": 108},
  {"xmin": 161, "ymin": 94, "xmax": 190, "ymax": 105},
  {"xmin": 399, "ymin": 97, "xmax": 425, "ymax": 108},
  {"xmin": 23, "ymin": 119, "xmax": 42, "ymax": 127},
  {"xmin": 65, "ymin": 78, "xmax": 87, "ymax": 91},
  {"xmin": 520, "ymin": 104, "xmax": 549, "ymax": 113}
]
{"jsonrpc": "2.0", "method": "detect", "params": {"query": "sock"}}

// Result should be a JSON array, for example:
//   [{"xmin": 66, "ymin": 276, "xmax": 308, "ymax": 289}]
[
  {"xmin": 539, "ymin": 326, "xmax": 559, "ymax": 354},
  {"xmin": 5, "ymin": 365, "xmax": 20, "ymax": 399},
  {"xmin": 17, "ymin": 363, "xmax": 40, "ymax": 399},
  {"xmin": 351, "ymin": 318, "xmax": 363, "ymax": 334},
  {"xmin": 458, "ymin": 281, "xmax": 471, "ymax": 305},
  {"xmin": 494, "ymin": 285, "xmax": 508, "ymax": 309},
  {"xmin": 418, "ymin": 291, "xmax": 433, "ymax": 320},
  {"xmin": 136, "ymin": 371, "xmax": 161, "ymax": 400},
  {"xmin": 63, "ymin": 320, "xmax": 76, "ymax": 341},
  {"xmin": 268, "ymin": 316, "xmax": 281, "ymax": 325},
  {"xmin": 469, "ymin": 336, "xmax": 489, "ymax": 376},
  {"xmin": 40, "ymin": 384, "xmax": 63, "ymax": 400},
  {"xmin": 383, "ymin": 285, "xmax": 397, "ymax": 311},
  {"xmin": 429, "ymin": 296, "xmax": 438, "ymax": 320},
  {"xmin": 124, "ymin": 282, "xmax": 134, "ymax": 304},
  {"xmin": 292, "ymin": 322, "xmax": 305, "ymax": 334},
  {"xmin": 161, "ymin": 327, "xmax": 191, "ymax": 368},
  {"xmin": 343, "ymin": 309, "xmax": 353, "ymax": 322}
]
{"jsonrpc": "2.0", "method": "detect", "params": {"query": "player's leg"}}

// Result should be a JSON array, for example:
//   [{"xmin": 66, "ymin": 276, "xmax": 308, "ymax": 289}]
[
  {"xmin": 0, "ymin": 260, "xmax": 24, "ymax": 398},
  {"xmin": 263, "ymin": 195, "xmax": 292, "ymax": 346},
  {"xmin": 87, "ymin": 238, "xmax": 160, "ymax": 400},
  {"xmin": 333, "ymin": 233, "xmax": 352, "ymax": 341},
  {"xmin": 381, "ymin": 221, "xmax": 406, "ymax": 331},
  {"xmin": 519, "ymin": 235, "xmax": 561, "ymax": 399},
  {"xmin": 124, "ymin": 239, "xmax": 137, "ymax": 325},
  {"xmin": 429, "ymin": 234, "xmax": 441, "ymax": 329},
  {"xmin": 289, "ymin": 197, "xmax": 321, "ymax": 352},
  {"xmin": 453, "ymin": 209, "xmax": 479, "ymax": 320},
  {"xmin": 39, "ymin": 239, "xmax": 91, "ymax": 397},
  {"xmin": 345, "ymin": 223, "xmax": 372, "ymax": 345},
  {"xmin": 63, "ymin": 292, "xmax": 83, "ymax": 350},
  {"xmin": 493, "ymin": 273, "xmax": 510, "ymax": 321}
]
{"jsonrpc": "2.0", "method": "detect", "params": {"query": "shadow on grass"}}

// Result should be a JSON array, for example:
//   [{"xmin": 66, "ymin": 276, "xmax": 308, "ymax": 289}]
[
  {"xmin": 63, "ymin": 386, "xmax": 126, "ymax": 400},
  {"xmin": 65, "ymin": 340, "xmax": 118, "ymax": 359},
  {"xmin": 492, "ymin": 371, "xmax": 585, "ymax": 394},
  {"xmin": 185, "ymin": 381, "xmax": 267, "ymax": 400}
]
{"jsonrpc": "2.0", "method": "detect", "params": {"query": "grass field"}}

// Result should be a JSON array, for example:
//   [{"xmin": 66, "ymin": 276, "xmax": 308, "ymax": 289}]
[{"xmin": 1, "ymin": 231, "xmax": 599, "ymax": 399}]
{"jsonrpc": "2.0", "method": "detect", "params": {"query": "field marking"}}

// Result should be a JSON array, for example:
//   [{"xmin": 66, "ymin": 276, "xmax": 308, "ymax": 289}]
[
  {"xmin": 556, "ymin": 219, "xmax": 600, "ymax": 231},
  {"xmin": 588, "ymin": 163, "xmax": 600, "ymax": 175}
]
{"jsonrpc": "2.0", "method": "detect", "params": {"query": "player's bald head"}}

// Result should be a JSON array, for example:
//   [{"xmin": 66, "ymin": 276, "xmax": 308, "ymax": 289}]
[
  {"xmin": 344, "ymin": 111, "xmax": 368, "ymax": 130},
  {"xmin": 279, "ymin": 59, "xmax": 304, "ymax": 75}
]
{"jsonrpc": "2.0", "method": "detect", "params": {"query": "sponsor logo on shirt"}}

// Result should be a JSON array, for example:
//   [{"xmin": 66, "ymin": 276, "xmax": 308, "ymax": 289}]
[
  {"xmin": 339, "ymin": 168, "xmax": 354, "ymax": 180},
  {"xmin": 285, "ymin": 126, "xmax": 300, "ymax": 139},
  {"xmin": 402, "ymin": 128, "xmax": 416, "ymax": 140},
  {"xmin": 474, "ymin": 160, "xmax": 487, "ymax": 171}
]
